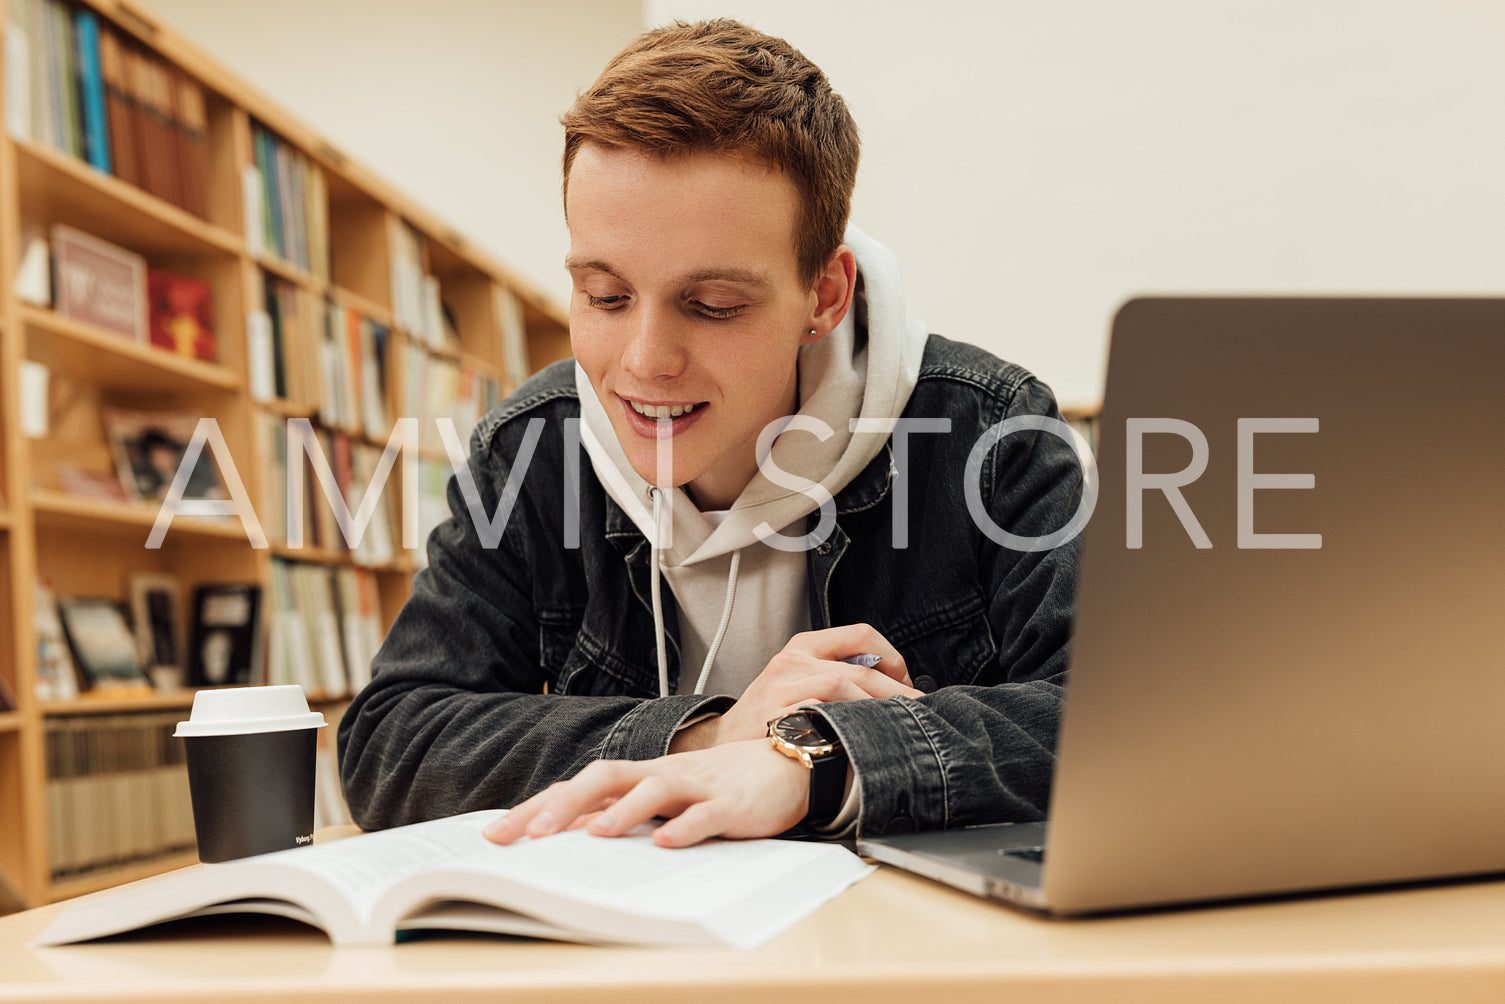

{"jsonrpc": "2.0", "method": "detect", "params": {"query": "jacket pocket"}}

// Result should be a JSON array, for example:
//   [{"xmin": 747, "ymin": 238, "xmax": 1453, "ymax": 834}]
[
  {"xmin": 537, "ymin": 607, "xmax": 585, "ymax": 684},
  {"xmin": 890, "ymin": 593, "xmax": 997, "ymax": 689}
]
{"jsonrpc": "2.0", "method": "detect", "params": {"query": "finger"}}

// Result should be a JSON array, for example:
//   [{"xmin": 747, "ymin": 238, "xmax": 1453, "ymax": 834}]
[
  {"xmin": 488, "ymin": 760, "xmax": 645, "ymax": 843},
  {"xmin": 652, "ymin": 800, "xmax": 730, "ymax": 848},
  {"xmin": 588, "ymin": 775, "xmax": 696, "ymax": 838},
  {"xmin": 793, "ymin": 624, "xmax": 911, "ymax": 686},
  {"xmin": 793, "ymin": 671, "xmax": 915, "ymax": 705},
  {"xmin": 837, "ymin": 667, "xmax": 923, "ymax": 700},
  {"xmin": 564, "ymin": 808, "xmax": 610, "ymax": 832}
]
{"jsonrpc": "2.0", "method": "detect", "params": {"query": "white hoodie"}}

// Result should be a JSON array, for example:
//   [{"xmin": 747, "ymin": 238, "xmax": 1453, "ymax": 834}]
[{"xmin": 574, "ymin": 225, "xmax": 929, "ymax": 700}]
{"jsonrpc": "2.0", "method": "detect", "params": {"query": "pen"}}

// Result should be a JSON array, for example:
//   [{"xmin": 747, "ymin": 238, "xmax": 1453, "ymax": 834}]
[{"xmin": 842, "ymin": 653, "xmax": 882, "ymax": 668}]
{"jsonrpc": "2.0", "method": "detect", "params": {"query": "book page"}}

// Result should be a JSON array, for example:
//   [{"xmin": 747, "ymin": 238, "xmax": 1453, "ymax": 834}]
[
  {"xmin": 380, "ymin": 810, "xmax": 873, "ymax": 948},
  {"xmin": 246, "ymin": 810, "xmax": 500, "ymax": 925}
]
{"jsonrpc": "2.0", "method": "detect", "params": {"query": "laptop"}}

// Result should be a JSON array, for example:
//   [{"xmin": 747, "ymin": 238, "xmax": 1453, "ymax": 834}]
[{"xmin": 858, "ymin": 297, "xmax": 1505, "ymax": 915}]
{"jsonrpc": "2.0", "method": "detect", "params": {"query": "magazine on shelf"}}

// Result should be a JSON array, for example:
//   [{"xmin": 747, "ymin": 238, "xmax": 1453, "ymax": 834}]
[
  {"xmin": 55, "ymin": 597, "xmax": 150, "ymax": 692},
  {"xmin": 101, "ymin": 407, "xmax": 227, "ymax": 504}
]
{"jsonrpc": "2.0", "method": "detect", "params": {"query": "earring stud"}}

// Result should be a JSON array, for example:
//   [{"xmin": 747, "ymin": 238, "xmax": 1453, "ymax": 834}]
[{"xmin": 808, "ymin": 328, "xmax": 818, "ymax": 338}]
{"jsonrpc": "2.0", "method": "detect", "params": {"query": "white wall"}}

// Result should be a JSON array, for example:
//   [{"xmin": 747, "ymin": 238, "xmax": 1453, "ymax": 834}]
[
  {"xmin": 137, "ymin": 0, "xmax": 643, "ymax": 310},
  {"xmin": 142, "ymin": 1, "xmax": 1504, "ymax": 407},
  {"xmin": 651, "ymin": 0, "xmax": 1505, "ymax": 405}
]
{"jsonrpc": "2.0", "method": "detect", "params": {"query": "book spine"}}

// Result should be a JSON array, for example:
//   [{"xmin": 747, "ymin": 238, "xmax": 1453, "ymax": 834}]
[
  {"xmin": 174, "ymin": 71, "xmax": 211, "ymax": 219},
  {"xmin": 4, "ymin": 0, "xmax": 33, "ymax": 142},
  {"xmin": 72, "ymin": 8, "xmax": 110, "ymax": 172},
  {"xmin": 154, "ymin": 59, "xmax": 185, "ymax": 210},
  {"xmin": 98, "ymin": 25, "xmax": 140, "ymax": 188}
]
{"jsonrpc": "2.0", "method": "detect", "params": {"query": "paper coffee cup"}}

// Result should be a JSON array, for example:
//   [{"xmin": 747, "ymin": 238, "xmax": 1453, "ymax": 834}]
[{"xmin": 174, "ymin": 685, "xmax": 326, "ymax": 863}]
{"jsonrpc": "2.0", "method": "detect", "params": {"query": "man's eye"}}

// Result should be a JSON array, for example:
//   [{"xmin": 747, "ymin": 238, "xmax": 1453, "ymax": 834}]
[
  {"xmin": 694, "ymin": 302, "xmax": 745, "ymax": 320},
  {"xmin": 585, "ymin": 294, "xmax": 627, "ymax": 308}
]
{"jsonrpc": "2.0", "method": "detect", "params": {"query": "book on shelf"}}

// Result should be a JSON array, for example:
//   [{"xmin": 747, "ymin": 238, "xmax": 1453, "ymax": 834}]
[
  {"xmin": 186, "ymin": 584, "xmax": 262, "ymax": 689},
  {"xmin": 404, "ymin": 345, "xmax": 501, "ymax": 452},
  {"xmin": 412, "ymin": 459, "xmax": 451, "ymax": 568},
  {"xmin": 172, "ymin": 66, "xmax": 211, "ymax": 220},
  {"xmin": 72, "ymin": 7, "xmax": 110, "ymax": 173},
  {"xmin": 4, "ymin": 0, "xmax": 32, "ymax": 142},
  {"xmin": 312, "ymin": 721, "xmax": 352, "ymax": 831},
  {"xmin": 266, "ymin": 559, "xmax": 380, "ymax": 699},
  {"xmin": 54, "ymin": 0, "xmax": 82, "ymax": 159},
  {"xmin": 45, "ymin": 713, "xmax": 196, "ymax": 880},
  {"xmin": 249, "ymin": 121, "xmax": 324, "ymax": 275},
  {"xmin": 14, "ymin": 224, "xmax": 52, "ymax": 305},
  {"xmin": 34, "ymin": 809, "xmax": 872, "ymax": 949},
  {"xmin": 497, "ymin": 284, "xmax": 530, "ymax": 390},
  {"xmin": 101, "ymin": 406, "xmax": 227, "ymax": 503},
  {"xmin": 96, "ymin": 22, "xmax": 138, "ymax": 189},
  {"xmin": 55, "ymin": 597, "xmax": 151, "ymax": 692},
  {"xmin": 50, "ymin": 224, "xmax": 148, "ymax": 343},
  {"xmin": 54, "ymin": 462, "xmax": 129, "ymax": 502},
  {"xmin": 147, "ymin": 268, "xmax": 216, "ymax": 361},
  {"xmin": 126, "ymin": 571, "xmax": 185, "ymax": 682},
  {"xmin": 33, "ymin": 580, "xmax": 80, "ymax": 701}
]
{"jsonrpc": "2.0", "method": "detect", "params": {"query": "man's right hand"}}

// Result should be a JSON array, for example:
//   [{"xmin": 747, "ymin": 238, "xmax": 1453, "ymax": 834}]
[{"xmin": 669, "ymin": 623, "xmax": 922, "ymax": 752}]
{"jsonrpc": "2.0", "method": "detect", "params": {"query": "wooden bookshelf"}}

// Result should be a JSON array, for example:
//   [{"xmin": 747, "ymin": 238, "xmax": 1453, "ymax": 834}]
[{"xmin": 0, "ymin": 0, "xmax": 570, "ymax": 909}]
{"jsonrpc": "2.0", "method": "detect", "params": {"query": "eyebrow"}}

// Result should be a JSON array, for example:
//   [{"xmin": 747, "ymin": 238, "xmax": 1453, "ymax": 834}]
[{"xmin": 564, "ymin": 255, "xmax": 771, "ymax": 289}]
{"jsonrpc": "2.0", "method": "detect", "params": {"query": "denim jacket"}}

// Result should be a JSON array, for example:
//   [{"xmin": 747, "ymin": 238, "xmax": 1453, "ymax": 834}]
[{"xmin": 338, "ymin": 335, "xmax": 1084, "ymax": 838}]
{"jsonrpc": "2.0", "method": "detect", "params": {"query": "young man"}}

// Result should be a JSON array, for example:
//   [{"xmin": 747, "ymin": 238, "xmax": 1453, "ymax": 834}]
[{"xmin": 338, "ymin": 20, "xmax": 1085, "ymax": 848}]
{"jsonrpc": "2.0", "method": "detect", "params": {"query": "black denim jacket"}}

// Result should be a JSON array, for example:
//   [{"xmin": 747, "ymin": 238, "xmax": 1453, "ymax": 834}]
[{"xmin": 339, "ymin": 335, "xmax": 1084, "ymax": 838}]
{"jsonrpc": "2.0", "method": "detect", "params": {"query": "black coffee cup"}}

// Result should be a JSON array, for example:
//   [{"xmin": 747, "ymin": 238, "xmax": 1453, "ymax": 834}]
[{"xmin": 174, "ymin": 685, "xmax": 326, "ymax": 863}]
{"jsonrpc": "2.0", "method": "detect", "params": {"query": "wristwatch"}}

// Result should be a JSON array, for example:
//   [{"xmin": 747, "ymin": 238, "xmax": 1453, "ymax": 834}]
[{"xmin": 767, "ymin": 710, "xmax": 848, "ymax": 828}]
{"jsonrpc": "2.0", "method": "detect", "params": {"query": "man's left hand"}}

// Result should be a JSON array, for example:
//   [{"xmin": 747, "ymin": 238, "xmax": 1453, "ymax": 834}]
[{"xmin": 482, "ymin": 740, "xmax": 808, "ymax": 849}]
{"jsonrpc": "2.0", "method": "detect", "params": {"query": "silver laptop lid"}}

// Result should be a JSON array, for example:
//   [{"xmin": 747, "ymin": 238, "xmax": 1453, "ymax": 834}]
[{"xmin": 1043, "ymin": 297, "xmax": 1505, "ymax": 914}]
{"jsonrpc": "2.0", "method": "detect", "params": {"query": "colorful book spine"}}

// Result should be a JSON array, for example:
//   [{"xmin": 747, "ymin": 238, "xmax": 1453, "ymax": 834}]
[{"xmin": 72, "ymin": 8, "xmax": 110, "ymax": 172}]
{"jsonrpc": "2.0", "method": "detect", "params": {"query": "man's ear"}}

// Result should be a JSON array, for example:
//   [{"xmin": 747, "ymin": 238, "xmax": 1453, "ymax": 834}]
[{"xmin": 807, "ymin": 245, "xmax": 856, "ymax": 340}]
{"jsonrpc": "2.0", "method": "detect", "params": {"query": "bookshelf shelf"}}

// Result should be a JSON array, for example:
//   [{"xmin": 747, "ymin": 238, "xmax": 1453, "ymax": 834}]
[
  {"xmin": 0, "ymin": 713, "xmax": 22, "ymax": 734},
  {"xmin": 258, "ymin": 399, "xmax": 318, "ymax": 420},
  {"xmin": 15, "ymin": 140, "xmax": 241, "ymax": 258},
  {"xmin": 255, "ymin": 253, "xmax": 327, "ymax": 293},
  {"xmin": 40, "ymin": 693, "xmax": 196, "ymax": 716},
  {"xmin": 30, "ymin": 491, "xmax": 251, "ymax": 542},
  {"xmin": 47, "ymin": 851, "xmax": 201, "ymax": 904},
  {"xmin": 21, "ymin": 306, "xmax": 242, "ymax": 394},
  {"xmin": 270, "ymin": 543, "xmax": 349, "ymax": 566},
  {"xmin": 331, "ymin": 287, "xmax": 394, "ymax": 328}
]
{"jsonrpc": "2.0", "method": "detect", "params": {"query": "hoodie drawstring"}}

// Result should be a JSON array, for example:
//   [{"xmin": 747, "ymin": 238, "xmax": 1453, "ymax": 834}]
[
  {"xmin": 694, "ymin": 550, "xmax": 740, "ymax": 696},
  {"xmin": 650, "ymin": 487, "xmax": 670, "ymax": 698},
  {"xmin": 648, "ymin": 486, "xmax": 743, "ymax": 698}
]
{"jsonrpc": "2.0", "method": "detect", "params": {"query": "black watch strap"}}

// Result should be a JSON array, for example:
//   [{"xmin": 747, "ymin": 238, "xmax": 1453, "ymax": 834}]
[{"xmin": 804, "ymin": 745, "xmax": 848, "ymax": 827}]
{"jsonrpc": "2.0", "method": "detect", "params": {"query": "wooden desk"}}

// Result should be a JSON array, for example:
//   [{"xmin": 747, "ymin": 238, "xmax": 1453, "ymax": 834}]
[{"xmin": 5, "ymin": 855, "xmax": 1505, "ymax": 1003}]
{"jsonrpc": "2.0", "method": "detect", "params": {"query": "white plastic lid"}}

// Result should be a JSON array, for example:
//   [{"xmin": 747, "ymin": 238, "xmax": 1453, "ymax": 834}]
[{"xmin": 174, "ymin": 685, "xmax": 327, "ymax": 738}]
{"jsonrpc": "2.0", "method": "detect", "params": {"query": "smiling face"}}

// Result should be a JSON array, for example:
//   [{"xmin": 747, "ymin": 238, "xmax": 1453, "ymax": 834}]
[{"xmin": 567, "ymin": 142, "xmax": 828, "ymax": 510}]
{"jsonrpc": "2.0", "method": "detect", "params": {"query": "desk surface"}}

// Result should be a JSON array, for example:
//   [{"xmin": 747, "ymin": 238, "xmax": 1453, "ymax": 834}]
[{"xmin": 5, "ymin": 847, "xmax": 1505, "ymax": 1004}]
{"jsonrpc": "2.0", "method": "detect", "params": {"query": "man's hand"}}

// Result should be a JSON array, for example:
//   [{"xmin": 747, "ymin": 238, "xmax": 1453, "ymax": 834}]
[
  {"xmin": 482, "ymin": 740, "xmax": 808, "ymax": 849},
  {"xmin": 670, "ymin": 623, "xmax": 921, "ymax": 753}
]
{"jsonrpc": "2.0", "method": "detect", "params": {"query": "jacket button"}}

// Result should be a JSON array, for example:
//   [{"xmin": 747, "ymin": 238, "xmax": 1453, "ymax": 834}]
[
  {"xmin": 883, "ymin": 816, "xmax": 916, "ymax": 835},
  {"xmin": 815, "ymin": 542, "xmax": 832, "ymax": 555},
  {"xmin": 913, "ymin": 675, "xmax": 937, "ymax": 693}
]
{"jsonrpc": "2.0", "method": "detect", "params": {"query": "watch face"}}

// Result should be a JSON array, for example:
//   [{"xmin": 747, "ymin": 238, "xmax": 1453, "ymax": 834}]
[{"xmin": 772, "ymin": 712, "xmax": 831, "ymax": 749}]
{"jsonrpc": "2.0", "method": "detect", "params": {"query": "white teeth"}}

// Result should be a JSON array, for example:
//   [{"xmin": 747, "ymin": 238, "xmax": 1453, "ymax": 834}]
[{"xmin": 630, "ymin": 400, "xmax": 699, "ymax": 420}]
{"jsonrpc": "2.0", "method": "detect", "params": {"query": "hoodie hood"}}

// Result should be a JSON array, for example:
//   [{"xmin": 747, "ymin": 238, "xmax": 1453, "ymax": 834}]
[{"xmin": 576, "ymin": 223, "xmax": 928, "ymax": 561}]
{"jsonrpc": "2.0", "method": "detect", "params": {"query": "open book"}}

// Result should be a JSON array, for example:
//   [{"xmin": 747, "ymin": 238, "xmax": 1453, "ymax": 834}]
[{"xmin": 34, "ymin": 810, "xmax": 872, "ymax": 950}]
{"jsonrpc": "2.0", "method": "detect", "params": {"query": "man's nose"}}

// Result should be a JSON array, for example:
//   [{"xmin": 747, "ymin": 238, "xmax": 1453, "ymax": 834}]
[{"xmin": 620, "ymin": 306, "xmax": 688, "ymax": 381}]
